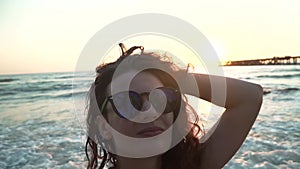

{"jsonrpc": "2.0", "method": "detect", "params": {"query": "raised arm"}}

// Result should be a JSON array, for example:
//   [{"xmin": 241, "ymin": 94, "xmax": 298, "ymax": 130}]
[{"xmin": 184, "ymin": 73, "xmax": 263, "ymax": 168}]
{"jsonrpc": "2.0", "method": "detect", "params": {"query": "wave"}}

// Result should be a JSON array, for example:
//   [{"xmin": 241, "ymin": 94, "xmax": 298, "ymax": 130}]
[
  {"xmin": 263, "ymin": 90, "xmax": 271, "ymax": 95},
  {"xmin": 263, "ymin": 87, "xmax": 299, "ymax": 95},
  {"xmin": 257, "ymin": 73, "xmax": 300, "ymax": 78},
  {"xmin": 0, "ymin": 78, "xmax": 18, "ymax": 83},
  {"xmin": 277, "ymin": 87, "xmax": 299, "ymax": 93},
  {"xmin": 0, "ymin": 91, "xmax": 89, "ymax": 102},
  {"xmin": 55, "ymin": 75, "xmax": 74, "ymax": 79},
  {"xmin": 54, "ymin": 91, "xmax": 88, "ymax": 99},
  {"xmin": 9, "ymin": 83, "xmax": 73, "ymax": 93},
  {"xmin": 270, "ymin": 68, "xmax": 300, "ymax": 73}
]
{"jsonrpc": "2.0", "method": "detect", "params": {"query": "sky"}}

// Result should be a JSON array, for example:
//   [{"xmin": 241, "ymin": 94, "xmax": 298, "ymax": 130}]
[{"xmin": 1, "ymin": 0, "xmax": 300, "ymax": 74}]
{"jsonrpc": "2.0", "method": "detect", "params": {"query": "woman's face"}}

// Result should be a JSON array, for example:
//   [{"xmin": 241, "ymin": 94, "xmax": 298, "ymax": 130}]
[{"xmin": 105, "ymin": 71, "xmax": 174, "ymax": 138}]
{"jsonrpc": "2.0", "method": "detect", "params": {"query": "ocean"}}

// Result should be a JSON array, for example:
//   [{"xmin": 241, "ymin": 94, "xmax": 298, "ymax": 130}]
[{"xmin": 0, "ymin": 65, "xmax": 299, "ymax": 169}]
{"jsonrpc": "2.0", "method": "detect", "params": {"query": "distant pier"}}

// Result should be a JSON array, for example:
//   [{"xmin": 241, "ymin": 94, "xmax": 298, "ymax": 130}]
[{"xmin": 224, "ymin": 56, "xmax": 300, "ymax": 66}]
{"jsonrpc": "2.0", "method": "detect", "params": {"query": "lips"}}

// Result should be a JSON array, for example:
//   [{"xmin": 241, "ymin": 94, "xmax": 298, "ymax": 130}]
[{"xmin": 137, "ymin": 126, "xmax": 164, "ymax": 137}]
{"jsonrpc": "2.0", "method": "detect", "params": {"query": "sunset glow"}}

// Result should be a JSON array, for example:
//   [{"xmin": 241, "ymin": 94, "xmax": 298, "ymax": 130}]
[{"xmin": 1, "ymin": 0, "xmax": 299, "ymax": 74}]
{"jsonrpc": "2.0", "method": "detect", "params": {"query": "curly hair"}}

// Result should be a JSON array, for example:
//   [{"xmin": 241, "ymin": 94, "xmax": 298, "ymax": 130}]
[{"xmin": 85, "ymin": 43, "xmax": 205, "ymax": 169}]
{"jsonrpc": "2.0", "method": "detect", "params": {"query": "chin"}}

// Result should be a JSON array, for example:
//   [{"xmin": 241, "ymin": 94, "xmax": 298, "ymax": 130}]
[{"xmin": 110, "ymin": 128, "xmax": 173, "ymax": 158}]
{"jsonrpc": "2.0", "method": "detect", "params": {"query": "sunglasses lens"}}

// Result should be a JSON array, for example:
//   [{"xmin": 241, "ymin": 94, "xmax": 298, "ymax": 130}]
[
  {"xmin": 112, "ymin": 91, "xmax": 142, "ymax": 119},
  {"xmin": 150, "ymin": 87, "xmax": 179, "ymax": 113},
  {"xmin": 129, "ymin": 92, "xmax": 143, "ymax": 110},
  {"xmin": 111, "ymin": 87, "xmax": 180, "ymax": 119}
]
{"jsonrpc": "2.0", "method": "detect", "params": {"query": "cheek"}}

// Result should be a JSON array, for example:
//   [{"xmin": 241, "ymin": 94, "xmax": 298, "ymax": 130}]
[
  {"xmin": 161, "ymin": 113, "xmax": 174, "ymax": 127},
  {"xmin": 107, "ymin": 112, "xmax": 137, "ymax": 136},
  {"xmin": 105, "ymin": 103, "xmax": 135, "ymax": 136}
]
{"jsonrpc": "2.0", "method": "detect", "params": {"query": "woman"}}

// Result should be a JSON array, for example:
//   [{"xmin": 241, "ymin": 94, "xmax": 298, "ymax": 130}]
[{"xmin": 85, "ymin": 43, "xmax": 263, "ymax": 169}]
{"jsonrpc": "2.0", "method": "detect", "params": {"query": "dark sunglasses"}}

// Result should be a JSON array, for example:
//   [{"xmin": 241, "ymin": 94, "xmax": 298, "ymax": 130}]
[{"xmin": 100, "ymin": 87, "xmax": 181, "ymax": 120}]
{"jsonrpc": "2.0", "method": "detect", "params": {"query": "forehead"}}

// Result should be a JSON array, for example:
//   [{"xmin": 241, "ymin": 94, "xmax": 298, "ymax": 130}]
[{"xmin": 108, "ymin": 70, "xmax": 163, "ymax": 94}]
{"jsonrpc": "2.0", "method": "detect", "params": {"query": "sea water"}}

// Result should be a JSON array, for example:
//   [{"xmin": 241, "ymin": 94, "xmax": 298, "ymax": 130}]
[{"xmin": 0, "ymin": 65, "xmax": 299, "ymax": 168}]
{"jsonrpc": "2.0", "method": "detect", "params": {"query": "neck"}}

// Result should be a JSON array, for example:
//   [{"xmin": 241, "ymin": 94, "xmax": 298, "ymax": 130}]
[{"xmin": 116, "ymin": 155, "xmax": 162, "ymax": 169}]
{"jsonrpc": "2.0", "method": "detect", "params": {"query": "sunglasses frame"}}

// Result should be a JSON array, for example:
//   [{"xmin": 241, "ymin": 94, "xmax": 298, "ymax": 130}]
[{"xmin": 100, "ymin": 87, "xmax": 181, "ymax": 119}]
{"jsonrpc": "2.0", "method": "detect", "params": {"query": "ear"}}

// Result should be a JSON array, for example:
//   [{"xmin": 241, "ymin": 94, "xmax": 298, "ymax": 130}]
[{"xmin": 96, "ymin": 116, "xmax": 112, "ymax": 140}]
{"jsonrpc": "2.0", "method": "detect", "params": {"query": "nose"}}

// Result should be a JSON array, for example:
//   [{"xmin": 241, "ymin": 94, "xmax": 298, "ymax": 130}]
[
  {"xmin": 131, "ymin": 99, "xmax": 162, "ymax": 123},
  {"xmin": 141, "ymin": 96, "xmax": 151, "ymax": 111}
]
